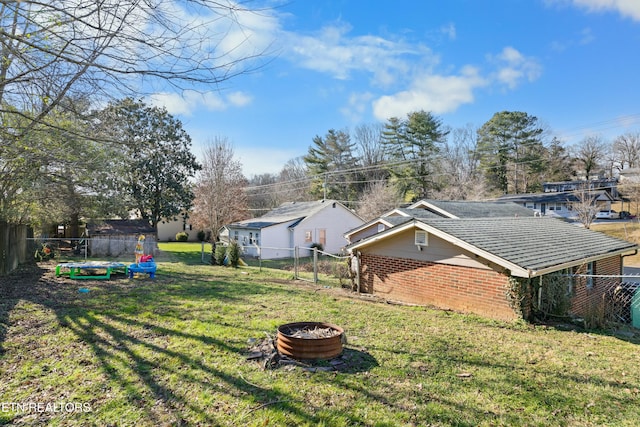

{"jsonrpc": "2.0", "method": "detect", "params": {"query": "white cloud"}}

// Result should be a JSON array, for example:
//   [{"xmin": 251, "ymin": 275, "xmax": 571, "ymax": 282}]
[
  {"xmin": 489, "ymin": 47, "xmax": 542, "ymax": 89},
  {"xmin": 148, "ymin": 90, "xmax": 252, "ymax": 116},
  {"xmin": 340, "ymin": 92, "xmax": 375, "ymax": 123},
  {"xmin": 569, "ymin": 0, "xmax": 640, "ymax": 21},
  {"xmin": 372, "ymin": 66, "xmax": 487, "ymax": 120},
  {"xmin": 285, "ymin": 22, "xmax": 433, "ymax": 86},
  {"xmin": 148, "ymin": 92, "xmax": 193, "ymax": 115},
  {"xmin": 227, "ymin": 91, "xmax": 253, "ymax": 107}
]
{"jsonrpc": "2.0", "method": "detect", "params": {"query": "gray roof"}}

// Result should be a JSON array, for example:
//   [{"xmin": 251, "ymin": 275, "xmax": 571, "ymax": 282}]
[
  {"xmin": 422, "ymin": 217, "xmax": 635, "ymax": 271},
  {"xmin": 419, "ymin": 199, "xmax": 535, "ymax": 218},
  {"xmin": 229, "ymin": 200, "xmax": 344, "ymax": 229},
  {"xmin": 88, "ymin": 219, "xmax": 155, "ymax": 235},
  {"xmin": 350, "ymin": 216, "xmax": 637, "ymax": 277},
  {"xmin": 393, "ymin": 208, "xmax": 442, "ymax": 219}
]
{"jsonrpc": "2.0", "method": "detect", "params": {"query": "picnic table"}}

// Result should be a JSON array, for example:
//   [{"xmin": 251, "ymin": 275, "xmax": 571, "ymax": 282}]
[{"xmin": 55, "ymin": 261, "xmax": 128, "ymax": 280}]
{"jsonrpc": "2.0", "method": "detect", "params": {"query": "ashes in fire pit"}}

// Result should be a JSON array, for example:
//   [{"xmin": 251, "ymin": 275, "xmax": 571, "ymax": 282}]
[
  {"xmin": 280, "ymin": 325, "xmax": 342, "ymax": 339},
  {"xmin": 277, "ymin": 321, "xmax": 344, "ymax": 360}
]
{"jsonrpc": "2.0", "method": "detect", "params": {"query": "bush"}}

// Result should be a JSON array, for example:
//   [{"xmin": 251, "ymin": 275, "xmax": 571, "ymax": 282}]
[
  {"xmin": 197, "ymin": 230, "xmax": 206, "ymax": 242},
  {"xmin": 175, "ymin": 232, "xmax": 189, "ymax": 242},
  {"xmin": 228, "ymin": 240, "xmax": 241, "ymax": 268},
  {"xmin": 214, "ymin": 244, "xmax": 227, "ymax": 266},
  {"xmin": 309, "ymin": 242, "xmax": 324, "ymax": 252}
]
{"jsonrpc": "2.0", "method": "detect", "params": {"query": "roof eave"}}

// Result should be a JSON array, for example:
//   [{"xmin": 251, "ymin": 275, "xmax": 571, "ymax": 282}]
[{"xmin": 523, "ymin": 247, "xmax": 638, "ymax": 278}]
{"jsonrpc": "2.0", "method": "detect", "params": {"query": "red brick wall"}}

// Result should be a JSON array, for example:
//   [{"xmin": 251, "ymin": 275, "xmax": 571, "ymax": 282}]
[
  {"xmin": 359, "ymin": 253, "xmax": 518, "ymax": 321},
  {"xmin": 570, "ymin": 256, "xmax": 622, "ymax": 317}
]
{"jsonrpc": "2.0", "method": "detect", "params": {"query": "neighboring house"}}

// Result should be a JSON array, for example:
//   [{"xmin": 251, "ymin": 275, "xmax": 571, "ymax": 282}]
[
  {"xmin": 87, "ymin": 219, "xmax": 157, "ymax": 257},
  {"xmin": 497, "ymin": 190, "xmax": 615, "ymax": 218},
  {"xmin": 346, "ymin": 199, "xmax": 534, "ymax": 244},
  {"xmin": 223, "ymin": 199, "xmax": 364, "ymax": 259},
  {"xmin": 619, "ymin": 168, "xmax": 640, "ymax": 183},
  {"xmin": 543, "ymin": 178, "xmax": 619, "ymax": 198},
  {"xmin": 346, "ymin": 210, "xmax": 637, "ymax": 322},
  {"xmin": 157, "ymin": 212, "xmax": 200, "ymax": 242}
]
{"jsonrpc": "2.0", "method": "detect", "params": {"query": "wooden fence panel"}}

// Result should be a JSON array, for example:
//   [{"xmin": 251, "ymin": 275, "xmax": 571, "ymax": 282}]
[{"xmin": 0, "ymin": 222, "xmax": 29, "ymax": 276}]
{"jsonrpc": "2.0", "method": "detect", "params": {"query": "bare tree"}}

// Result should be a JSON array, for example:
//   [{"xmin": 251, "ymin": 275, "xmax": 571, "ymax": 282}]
[
  {"xmin": 612, "ymin": 132, "xmax": 640, "ymax": 172},
  {"xmin": 245, "ymin": 173, "xmax": 280, "ymax": 216},
  {"xmin": 0, "ymin": 0, "xmax": 270, "ymax": 138},
  {"xmin": 572, "ymin": 135, "xmax": 607, "ymax": 180},
  {"xmin": 570, "ymin": 184, "xmax": 599, "ymax": 229},
  {"xmin": 353, "ymin": 123, "xmax": 388, "ymax": 183},
  {"xmin": 356, "ymin": 181, "xmax": 402, "ymax": 221},
  {"xmin": 191, "ymin": 138, "xmax": 249, "ymax": 242},
  {"xmin": 275, "ymin": 157, "xmax": 313, "ymax": 203},
  {"xmin": 433, "ymin": 124, "xmax": 486, "ymax": 200}
]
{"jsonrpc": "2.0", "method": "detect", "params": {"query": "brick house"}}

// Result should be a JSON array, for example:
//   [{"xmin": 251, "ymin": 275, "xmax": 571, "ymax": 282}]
[{"xmin": 346, "ymin": 215, "xmax": 637, "ymax": 322}]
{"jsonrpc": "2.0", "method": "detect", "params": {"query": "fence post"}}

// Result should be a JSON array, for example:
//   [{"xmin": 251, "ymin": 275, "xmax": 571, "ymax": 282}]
[
  {"xmin": 294, "ymin": 246, "xmax": 299, "ymax": 280},
  {"xmin": 313, "ymin": 247, "xmax": 318, "ymax": 284}
]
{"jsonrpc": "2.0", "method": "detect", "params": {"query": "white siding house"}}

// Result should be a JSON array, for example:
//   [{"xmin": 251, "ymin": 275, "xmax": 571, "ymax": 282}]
[{"xmin": 223, "ymin": 200, "xmax": 364, "ymax": 259}]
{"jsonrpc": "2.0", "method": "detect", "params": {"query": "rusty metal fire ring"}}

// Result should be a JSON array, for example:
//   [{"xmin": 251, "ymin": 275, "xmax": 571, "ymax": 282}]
[{"xmin": 277, "ymin": 321, "xmax": 344, "ymax": 360}]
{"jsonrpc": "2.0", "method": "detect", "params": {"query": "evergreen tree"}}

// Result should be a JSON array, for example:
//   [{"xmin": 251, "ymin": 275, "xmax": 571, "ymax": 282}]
[
  {"xmin": 303, "ymin": 129, "xmax": 359, "ymax": 203},
  {"xmin": 100, "ymin": 98, "xmax": 201, "ymax": 229},
  {"xmin": 477, "ymin": 111, "xmax": 544, "ymax": 194},
  {"xmin": 381, "ymin": 111, "xmax": 448, "ymax": 201}
]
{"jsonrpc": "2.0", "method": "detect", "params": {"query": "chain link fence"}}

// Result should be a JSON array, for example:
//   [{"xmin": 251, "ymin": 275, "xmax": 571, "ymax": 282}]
[
  {"xmin": 239, "ymin": 245, "xmax": 353, "ymax": 288},
  {"xmin": 571, "ymin": 274, "xmax": 640, "ymax": 328}
]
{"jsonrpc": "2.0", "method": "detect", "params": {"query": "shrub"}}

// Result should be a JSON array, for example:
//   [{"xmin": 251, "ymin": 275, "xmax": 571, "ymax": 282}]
[
  {"xmin": 227, "ymin": 240, "xmax": 241, "ymax": 268},
  {"xmin": 175, "ymin": 232, "xmax": 189, "ymax": 242},
  {"xmin": 214, "ymin": 244, "xmax": 227, "ymax": 266},
  {"xmin": 309, "ymin": 242, "xmax": 324, "ymax": 252},
  {"xmin": 197, "ymin": 230, "xmax": 206, "ymax": 242}
]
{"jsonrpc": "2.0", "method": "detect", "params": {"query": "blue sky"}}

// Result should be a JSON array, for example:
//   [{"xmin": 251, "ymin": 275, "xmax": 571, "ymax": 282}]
[{"xmin": 148, "ymin": 0, "xmax": 640, "ymax": 177}]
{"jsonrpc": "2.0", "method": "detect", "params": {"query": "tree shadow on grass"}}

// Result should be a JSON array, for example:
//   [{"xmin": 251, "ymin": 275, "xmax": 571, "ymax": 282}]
[
  {"xmin": 0, "ymin": 262, "xmax": 333, "ymax": 426},
  {"xmin": 0, "ymin": 263, "xmax": 48, "ymax": 355}
]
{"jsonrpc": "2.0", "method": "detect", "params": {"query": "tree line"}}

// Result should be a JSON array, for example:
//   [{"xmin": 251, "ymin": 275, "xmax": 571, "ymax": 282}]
[{"xmin": 245, "ymin": 110, "xmax": 640, "ymax": 220}]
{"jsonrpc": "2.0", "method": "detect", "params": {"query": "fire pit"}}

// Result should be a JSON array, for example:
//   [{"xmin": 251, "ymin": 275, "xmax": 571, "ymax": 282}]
[{"xmin": 277, "ymin": 321, "xmax": 344, "ymax": 360}]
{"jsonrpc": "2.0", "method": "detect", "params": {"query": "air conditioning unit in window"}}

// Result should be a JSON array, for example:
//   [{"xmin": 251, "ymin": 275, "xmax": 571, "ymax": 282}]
[{"xmin": 415, "ymin": 230, "xmax": 428, "ymax": 250}]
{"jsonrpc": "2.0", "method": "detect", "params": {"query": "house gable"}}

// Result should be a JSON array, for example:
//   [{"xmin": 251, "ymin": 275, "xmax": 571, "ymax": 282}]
[{"xmin": 224, "ymin": 199, "xmax": 364, "ymax": 258}]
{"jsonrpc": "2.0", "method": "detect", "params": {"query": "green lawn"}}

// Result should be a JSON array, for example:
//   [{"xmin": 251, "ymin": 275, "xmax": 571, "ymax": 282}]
[{"xmin": 1, "ymin": 244, "xmax": 639, "ymax": 426}]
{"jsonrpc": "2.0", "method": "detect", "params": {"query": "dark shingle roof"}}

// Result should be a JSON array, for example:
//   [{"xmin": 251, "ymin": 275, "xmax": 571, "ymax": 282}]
[
  {"xmin": 87, "ymin": 219, "xmax": 155, "ymax": 235},
  {"xmin": 418, "ymin": 217, "xmax": 636, "ymax": 274},
  {"xmin": 420, "ymin": 200, "xmax": 535, "ymax": 218}
]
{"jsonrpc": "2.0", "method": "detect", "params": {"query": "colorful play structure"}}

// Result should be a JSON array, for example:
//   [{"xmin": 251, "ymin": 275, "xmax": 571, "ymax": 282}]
[
  {"xmin": 55, "ymin": 234, "xmax": 157, "ymax": 280},
  {"xmin": 128, "ymin": 235, "xmax": 157, "ymax": 279},
  {"xmin": 55, "ymin": 261, "xmax": 128, "ymax": 280}
]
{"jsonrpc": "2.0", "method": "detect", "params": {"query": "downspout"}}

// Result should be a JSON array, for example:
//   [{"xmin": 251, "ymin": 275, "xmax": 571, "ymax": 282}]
[
  {"xmin": 622, "ymin": 249, "xmax": 638, "ymax": 264},
  {"xmin": 538, "ymin": 275, "xmax": 543, "ymax": 312},
  {"xmin": 356, "ymin": 251, "xmax": 361, "ymax": 294}
]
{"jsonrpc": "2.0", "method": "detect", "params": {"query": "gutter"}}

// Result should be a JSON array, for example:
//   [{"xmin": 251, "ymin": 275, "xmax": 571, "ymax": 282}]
[{"xmin": 523, "ymin": 247, "xmax": 639, "ymax": 279}]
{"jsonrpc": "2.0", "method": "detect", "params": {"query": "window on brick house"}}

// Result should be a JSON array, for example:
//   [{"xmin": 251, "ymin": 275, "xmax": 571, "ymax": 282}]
[{"xmin": 586, "ymin": 262, "xmax": 594, "ymax": 289}]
